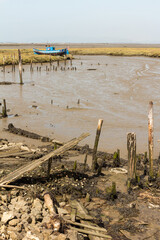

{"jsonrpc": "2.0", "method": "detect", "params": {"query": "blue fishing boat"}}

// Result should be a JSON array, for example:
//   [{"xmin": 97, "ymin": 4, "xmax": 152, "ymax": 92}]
[{"xmin": 33, "ymin": 46, "xmax": 69, "ymax": 56}]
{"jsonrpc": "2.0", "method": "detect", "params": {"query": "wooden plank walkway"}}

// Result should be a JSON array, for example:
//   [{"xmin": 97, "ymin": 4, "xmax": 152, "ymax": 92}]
[{"xmin": 0, "ymin": 133, "xmax": 89, "ymax": 186}]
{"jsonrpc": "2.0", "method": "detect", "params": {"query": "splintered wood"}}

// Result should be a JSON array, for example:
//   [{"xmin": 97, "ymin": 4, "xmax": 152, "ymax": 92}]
[
  {"xmin": 148, "ymin": 101, "xmax": 154, "ymax": 178},
  {"xmin": 0, "ymin": 133, "xmax": 89, "ymax": 186},
  {"xmin": 127, "ymin": 132, "xmax": 136, "ymax": 180}
]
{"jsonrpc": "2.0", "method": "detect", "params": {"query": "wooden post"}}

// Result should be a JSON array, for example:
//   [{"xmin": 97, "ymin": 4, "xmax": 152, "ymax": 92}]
[
  {"xmin": 13, "ymin": 54, "xmax": 15, "ymax": 72},
  {"xmin": 50, "ymin": 55, "xmax": 52, "ymax": 66},
  {"xmin": 30, "ymin": 60, "xmax": 33, "ymax": 71},
  {"xmin": 2, "ymin": 99, "xmax": 7, "ymax": 118},
  {"xmin": 70, "ymin": 59, "xmax": 72, "ymax": 66},
  {"xmin": 148, "ymin": 101, "xmax": 154, "ymax": 178},
  {"xmin": 127, "ymin": 133, "xmax": 136, "ymax": 181},
  {"xmin": 18, "ymin": 49, "xmax": 23, "ymax": 84},
  {"xmin": 3, "ymin": 56, "xmax": 5, "ymax": 72},
  {"xmin": 84, "ymin": 153, "xmax": 87, "ymax": 171},
  {"xmin": 57, "ymin": 60, "xmax": 59, "ymax": 67},
  {"xmin": 92, "ymin": 119, "xmax": 103, "ymax": 171}
]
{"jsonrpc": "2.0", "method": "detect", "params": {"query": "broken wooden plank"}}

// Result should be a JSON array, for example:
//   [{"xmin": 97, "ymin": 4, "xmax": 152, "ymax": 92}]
[
  {"xmin": 65, "ymin": 219, "xmax": 107, "ymax": 233},
  {"xmin": 70, "ymin": 200, "xmax": 107, "ymax": 240},
  {"xmin": 0, "ymin": 151, "xmax": 32, "ymax": 158},
  {"xmin": 0, "ymin": 184, "xmax": 26, "ymax": 190},
  {"xmin": 0, "ymin": 133, "xmax": 89, "ymax": 186},
  {"xmin": 70, "ymin": 227, "xmax": 112, "ymax": 239},
  {"xmin": 70, "ymin": 200, "xmax": 93, "ymax": 220}
]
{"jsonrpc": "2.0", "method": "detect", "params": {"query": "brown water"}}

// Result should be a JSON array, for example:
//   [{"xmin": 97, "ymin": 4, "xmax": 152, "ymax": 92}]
[{"xmin": 1, "ymin": 55, "xmax": 160, "ymax": 158}]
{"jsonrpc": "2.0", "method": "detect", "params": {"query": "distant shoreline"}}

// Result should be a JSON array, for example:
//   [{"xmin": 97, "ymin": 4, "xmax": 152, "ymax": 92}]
[{"xmin": 0, "ymin": 43, "xmax": 160, "ymax": 49}]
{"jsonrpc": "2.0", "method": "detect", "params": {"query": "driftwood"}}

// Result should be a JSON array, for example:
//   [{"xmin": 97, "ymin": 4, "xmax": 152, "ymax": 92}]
[
  {"xmin": 69, "ymin": 200, "xmax": 111, "ymax": 240},
  {"xmin": 65, "ymin": 219, "xmax": 107, "ymax": 232},
  {"xmin": 0, "ymin": 133, "xmax": 89, "ymax": 186},
  {"xmin": 0, "ymin": 184, "xmax": 26, "ymax": 190},
  {"xmin": 44, "ymin": 192, "xmax": 61, "ymax": 232},
  {"xmin": 0, "ymin": 151, "xmax": 33, "ymax": 158},
  {"xmin": 70, "ymin": 227, "xmax": 112, "ymax": 239},
  {"xmin": 7, "ymin": 123, "xmax": 51, "ymax": 142}
]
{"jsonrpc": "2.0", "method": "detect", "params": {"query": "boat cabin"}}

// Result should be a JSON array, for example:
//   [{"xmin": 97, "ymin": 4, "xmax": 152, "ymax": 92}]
[{"xmin": 46, "ymin": 46, "xmax": 55, "ymax": 51}]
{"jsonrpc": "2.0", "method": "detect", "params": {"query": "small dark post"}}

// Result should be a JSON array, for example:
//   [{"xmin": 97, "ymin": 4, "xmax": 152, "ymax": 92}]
[
  {"xmin": 2, "ymin": 99, "xmax": 7, "ymax": 118},
  {"xmin": 70, "ymin": 59, "xmax": 72, "ymax": 66},
  {"xmin": 18, "ymin": 49, "xmax": 23, "ymax": 84},
  {"xmin": 127, "ymin": 133, "xmax": 136, "ymax": 185},
  {"xmin": 47, "ymin": 157, "xmax": 52, "ymax": 178},
  {"xmin": 92, "ymin": 119, "xmax": 103, "ymax": 171},
  {"xmin": 50, "ymin": 55, "xmax": 52, "ymax": 66},
  {"xmin": 30, "ymin": 60, "xmax": 33, "ymax": 71},
  {"xmin": 12, "ymin": 55, "xmax": 15, "ymax": 72},
  {"xmin": 148, "ymin": 101, "xmax": 154, "ymax": 178},
  {"xmin": 57, "ymin": 60, "xmax": 59, "ymax": 67},
  {"xmin": 84, "ymin": 153, "xmax": 88, "ymax": 171},
  {"xmin": 3, "ymin": 56, "xmax": 5, "ymax": 72},
  {"xmin": 64, "ymin": 60, "xmax": 66, "ymax": 66}
]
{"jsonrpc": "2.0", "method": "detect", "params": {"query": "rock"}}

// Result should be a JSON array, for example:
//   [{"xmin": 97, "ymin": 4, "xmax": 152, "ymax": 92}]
[
  {"xmin": 22, "ymin": 231, "xmax": 40, "ymax": 240},
  {"xmin": 32, "ymin": 198, "xmax": 42, "ymax": 211},
  {"xmin": 0, "ymin": 224, "xmax": 7, "ymax": 234},
  {"xmin": 8, "ymin": 230, "xmax": 19, "ymax": 240},
  {"xmin": 1, "ymin": 211, "xmax": 15, "ymax": 224},
  {"xmin": 59, "ymin": 202, "xmax": 66, "ymax": 208},
  {"xmin": 9, "ymin": 218, "xmax": 19, "ymax": 226},
  {"xmin": 54, "ymin": 234, "xmax": 66, "ymax": 240},
  {"xmin": 16, "ymin": 223, "xmax": 23, "ymax": 232},
  {"xmin": 57, "ymin": 208, "xmax": 68, "ymax": 216}
]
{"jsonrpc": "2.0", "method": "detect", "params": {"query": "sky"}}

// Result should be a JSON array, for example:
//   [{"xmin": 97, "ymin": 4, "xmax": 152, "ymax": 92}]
[{"xmin": 0, "ymin": 0, "xmax": 160, "ymax": 43}]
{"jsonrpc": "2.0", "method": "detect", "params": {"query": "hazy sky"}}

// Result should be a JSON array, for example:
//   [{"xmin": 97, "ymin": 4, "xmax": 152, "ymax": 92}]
[{"xmin": 0, "ymin": 0, "xmax": 159, "ymax": 43}]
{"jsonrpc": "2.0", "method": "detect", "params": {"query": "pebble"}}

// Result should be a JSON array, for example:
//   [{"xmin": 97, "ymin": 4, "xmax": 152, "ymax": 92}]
[{"xmin": 1, "ymin": 211, "xmax": 15, "ymax": 224}]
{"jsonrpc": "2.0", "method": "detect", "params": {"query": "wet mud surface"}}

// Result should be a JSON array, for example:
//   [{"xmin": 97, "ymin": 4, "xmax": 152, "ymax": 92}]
[{"xmin": 1, "ymin": 55, "xmax": 160, "ymax": 158}]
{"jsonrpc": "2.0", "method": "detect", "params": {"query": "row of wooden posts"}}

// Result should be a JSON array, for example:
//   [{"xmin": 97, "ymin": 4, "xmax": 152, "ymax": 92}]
[
  {"xmin": 2, "ymin": 50, "xmax": 74, "ymax": 85},
  {"xmin": 1, "ymin": 99, "xmax": 155, "ymax": 182},
  {"xmin": 92, "ymin": 101, "xmax": 155, "ymax": 189}
]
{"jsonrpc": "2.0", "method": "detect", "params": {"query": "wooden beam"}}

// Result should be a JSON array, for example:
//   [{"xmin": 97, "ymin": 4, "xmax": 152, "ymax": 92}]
[{"xmin": 0, "ymin": 133, "xmax": 89, "ymax": 186}]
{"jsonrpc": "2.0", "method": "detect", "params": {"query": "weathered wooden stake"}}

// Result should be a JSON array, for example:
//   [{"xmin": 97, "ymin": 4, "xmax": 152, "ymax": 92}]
[
  {"xmin": 3, "ymin": 56, "xmax": 5, "ymax": 72},
  {"xmin": 148, "ymin": 101, "xmax": 154, "ymax": 178},
  {"xmin": 18, "ymin": 49, "xmax": 23, "ymax": 84},
  {"xmin": 2, "ymin": 99, "xmax": 7, "ymax": 118},
  {"xmin": 30, "ymin": 60, "xmax": 33, "ymax": 71},
  {"xmin": 127, "ymin": 133, "xmax": 136, "ymax": 181},
  {"xmin": 84, "ymin": 153, "xmax": 88, "ymax": 171},
  {"xmin": 47, "ymin": 157, "xmax": 52, "ymax": 178},
  {"xmin": 92, "ymin": 119, "xmax": 103, "ymax": 171},
  {"xmin": 57, "ymin": 60, "xmax": 59, "ymax": 67}
]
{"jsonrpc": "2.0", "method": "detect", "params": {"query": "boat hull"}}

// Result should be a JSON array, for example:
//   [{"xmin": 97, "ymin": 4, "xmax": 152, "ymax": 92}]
[{"xmin": 33, "ymin": 48, "xmax": 69, "ymax": 56}]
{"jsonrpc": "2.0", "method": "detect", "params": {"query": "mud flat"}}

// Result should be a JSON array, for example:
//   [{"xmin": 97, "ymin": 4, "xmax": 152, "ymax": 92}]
[
  {"xmin": 1, "ymin": 55, "xmax": 160, "ymax": 157},
  {"xmin": 0, "ymin": 52, "xmax": 160, "ymax": 239}
]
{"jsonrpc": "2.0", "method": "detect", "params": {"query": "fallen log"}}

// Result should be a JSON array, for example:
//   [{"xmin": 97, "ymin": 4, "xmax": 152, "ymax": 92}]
[
  {"xmin": 0, "ymin": 133, "xmax": 89, "ymax": 186},
  {"xmin": 7, "ymin": 123, "xmax": 51, "ymax": 142}
]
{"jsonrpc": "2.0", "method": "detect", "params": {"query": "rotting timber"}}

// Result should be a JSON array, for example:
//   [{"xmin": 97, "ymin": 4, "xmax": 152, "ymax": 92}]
[{"xmin": 0, "ymin": 134, "xmax": 160, "ymax": 239}]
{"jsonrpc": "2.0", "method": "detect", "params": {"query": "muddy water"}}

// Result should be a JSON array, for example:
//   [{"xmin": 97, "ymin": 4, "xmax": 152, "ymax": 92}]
[{"xmin": 1, "ymin": 55, "xmax": 160, "ymax": 158}]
